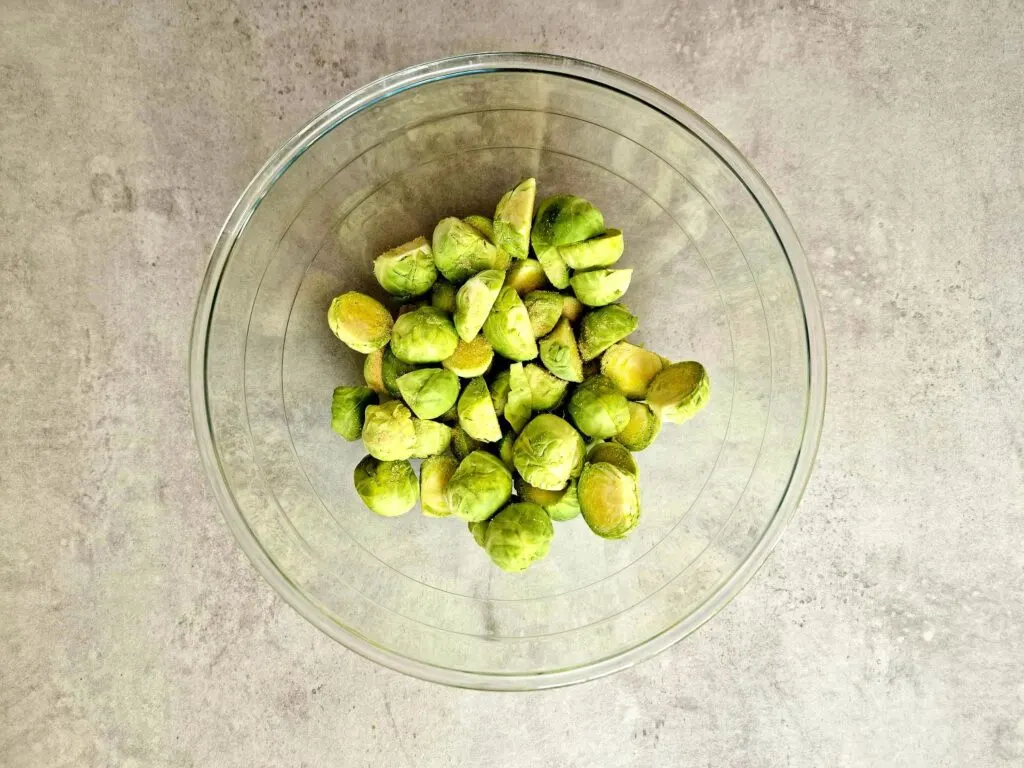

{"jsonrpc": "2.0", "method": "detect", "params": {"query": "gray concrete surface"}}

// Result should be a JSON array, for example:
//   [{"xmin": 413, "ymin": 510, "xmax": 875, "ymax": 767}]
[{"xmin": 2, "ymin": 0, "xmax": 1022, "ymax": 765}]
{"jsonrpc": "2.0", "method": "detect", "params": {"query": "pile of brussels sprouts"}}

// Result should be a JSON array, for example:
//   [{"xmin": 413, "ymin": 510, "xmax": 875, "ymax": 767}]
[{"xmin": 327, "ymin": 179, "xmax": 710, "ymax": 572}]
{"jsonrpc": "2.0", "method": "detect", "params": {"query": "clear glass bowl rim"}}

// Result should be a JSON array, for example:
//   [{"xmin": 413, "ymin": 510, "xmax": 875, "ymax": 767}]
[{"xmin": 189, "ymin": 51, "xmax": 827, "ymax": 690}]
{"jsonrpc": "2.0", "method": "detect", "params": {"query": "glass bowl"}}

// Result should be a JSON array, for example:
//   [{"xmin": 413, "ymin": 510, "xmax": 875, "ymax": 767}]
[{"xmin": 190, "ymin": 53, "xmax": 826, "ymax": 690}]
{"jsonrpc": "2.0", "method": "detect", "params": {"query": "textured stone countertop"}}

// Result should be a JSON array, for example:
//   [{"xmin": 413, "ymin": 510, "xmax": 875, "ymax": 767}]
[{"xmin": 2, "ymin": 1, "xmax": 1022, "ymax": 766}]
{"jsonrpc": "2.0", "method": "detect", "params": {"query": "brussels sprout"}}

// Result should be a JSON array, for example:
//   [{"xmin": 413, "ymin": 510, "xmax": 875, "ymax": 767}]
[
  {"xmin": 531, "ymin": 195, "xmax": 605, "ymax": 290},
  {"xmin": 489, "ymin": 368, "xmax": 512, "ymax": 415},
  {"xmin": 561, "ymin": 295, "xmax": 586, "ymax": 323},
  {"xmin": 430, "ymin": 278, "xmax": 458, "ymax": 315},
  {"xmin": 600, "ymin": 342, "xmax": 665, "ymax": 399},
  {"xmin": 498, "ymin": 432, "xmax": 516, "ymax": 469},
  {"xmin": 454, "ymin": 269, "xmax": 504, "ymax": 341},
  {"xmin": 493, "ymin": 178, "xmax": 536, "ymax": 261},
  {"xmin": 353, "ymin": 455, "xmax": 418, "ymax": 517},
  {"xmin": 524, "ymin": 363, "xmax": 568, "ymax": 411},
  {"xmin": 512, "ymin": 414, "xmax": 585, "ymax": 491},
  {"xmin": 577, "ymin": 304, "xmax": 638, "ymax": 361},
  {"xmin": 468, "ymin": 519, "xmax": 489, "ymax": 547},
  {"xmin": 443, "ymin": 336, "xmax": 494, "ymax": 378},
  {"xmin": 483, "ymin": 502, "xmax": 554, "ymax": 572},
  {"xmin": 390, "ymin": 306, "xmax": 460, "ymax": 363},
  {"xmin": 396, "ymin": 367, "xmax": 460, "ymax": 420},
  {"xmin": 504, "ymin": 258, "xmax": 549, "ymax": 296},
  {"xmin": 534, "ymin": 246, "xmax": 570, "ymax": 290},
  {"xmin": 538, "ymin": 317, "xmax": 583, "ymax": 383},
  {"xmin": 515, "ymin": 478, "xmax": 581, "ymax": 522},
  {"xmin": 482, "ymin": 287, "xmax": 538, "ymax": 362},
  {"xmin": 331, "ymin": 386, "xmax": 375, "ymax": 441},
  {"xmin": 463, "ymin": 215, "xmax": 495, "ymax": 242},
  {"xmin": 457, "ymin": 376, "xmax": 503, "ymax": 443},
  {"xmin": 446, "ymin": 450, "xmax": 513, "ymax": 521},
  {"xmin": 432, "ymin": 217, "xmax": 501, "ymax": 283},
  {"xmin": 450, "ymin": 425, "xmax": 482, "ymax": 460},
  {"xmin": 614, "ymin": 401, "xmax": 661, "ymax": 451},
  {"xmin": 578, "ymin": 462, "xmax": 640, "ymax": 538},
  {"xmin": 373, "ymin": 236, "xmax": 437, "ymax": 299},
  {"xmin": 570, "ymin": 268, "xmax": 633, "ymax": 307},
  {"xmin": 411, "ymin": 419, "xmax": 453, "ymax": 458},
  {"xmin": 568, "ymin": 375, "xmax": 630, "ymax": 439},
  {"xmin": 504, "ymin": 362, "xmax": 532, "ymax": 433},
  {"xmin": 646, "ymin": 361, "xmax": 711, "ymax": 424},
  {"xmin": 586, "ymin": 440, "xmax": 638, "ymax": 476},
  {"xmin": 523, "ymin": 290, "xmax": 563, "ymax": 337},
  {"xmin": 558, "ymin": 229, "xmax": 624, "ymax": 270},
  {"xmin": 374, "ymin": 346, "xmax": 417, "ymax": 396},
  {"xmin": 420, "ymin": 453, "xmax": 458, "ymax": 517},
  {"xmin": 363, "ymin": 348, "xmax": 386, "ymax": 394},
  {"xmin": 362, "ymin": 400, "xmax": 416, "ymax": 460},
  {"xmin": 546, "ymin": 480, "xmax": 581, "ymax": 521},
  {"xmin": 327, "ymin": 291, "xmax": 393, "ymax": 353}
]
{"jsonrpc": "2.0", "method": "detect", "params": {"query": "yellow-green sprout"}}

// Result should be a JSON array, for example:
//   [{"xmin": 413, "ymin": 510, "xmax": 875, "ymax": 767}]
[
  {"xmin": 420, "ymin": 453, "xmax": 458, "ymax": 517},
  {"xmin": 431, "ymin": 217, "xmax": 501, "ymax": 283},
  {"xmin": 531, "ymin": 195, "xmax": 606, "ymax": 289},
  {"xmin": 515, "ymin": 477, "xmax": 581, "ymax": 522},
  {"xmin": 450, "ymin": 425, "xmax": 481, "ymax": 460},
  {"xmin": 504, "ymin": 258, "xmax": 549, "ymax": 296},
  {"xmin": 570, "ymin": 268, "xmax": 633, "ymax": 307},
  {"xmin": 504, "ymin": 362, "xmax": 532, "ymax": 433},
  {"xmin": 523, "ymin": 290, "xmax": 563, "ymax": 337},
  {"xmin": 353, "ymin": 455, "xmax": 418, "ymax": 517},
  {"xmin": 454, "ymin": 269, "xmax": 504, "ymax": 341},
  {"xmin": 457, "ymin": 376, "xmax": 503, "ymax": 442},
  {"xmin": 568, "ymin": 375, "xmax": 630, "ymax": 439},
  {"xmin": 327, "ymin": 291, "xmax": 393, "ymax": 353},
  {"xmin": 482, "ymin": 286, "xmax": 538, "ymax": 361},
  {"xmin": 586, "ymin": 440, "xmax": 638, "ymax": 476},
  {"xmin": 389, "ymin": 306, "xmax": 460, "ymax": 363},
  {"xmin": 468, "ymin": 519, "xmax": 489, "ymax": 547},
  {"xmin": 578, "ymin": 462, "xmax": 640, "ymax": 538},
  {"xmin": 331, "ymin": 386, "xmax": 375, "ymax": 441},
  {"xmin": 445, "ymin": 450, "xmax": 513, "ymax": 521},
  {"xmin": 493, "ymin": 178, "xmax": 536, "ymax": 261},
  {"xmin": 524, "ymin": 363, "xmax": 568, "ymax": 411},
  {"xmin": 430, "ymin": 278, "xmax": 458, "ymax": 315},
  {"xmin": 489, "ymin": 368, "xmax": 512, "ymax": 415},
  {"xmin": 561, "ymin": 295, "xmax": 586, "ymax": 323},
  {"xmin": 498, "ymin": 432, "xmax": 515, "ymax": 469},
  {"xmin": 463, "ymin": 214, "xmax": 495, "ymax": 242},
  {"xmin": 362, "ymin": 400, "xmax": 417, "ymax": 460},
  {"xmin": 373, "ymin": 236, "xmax": 437, "ymax": 299},
  {"xmin": 577, "ymin": 304, "xmax": 638, "ymax": 361},
  {"xmin": 396, "ymin": 368, "xmax": 460, "ymax": 420},
  {"xmin": 559, "ymin": 229, "xmax": 624, "ymax": 270},
  {"xmin": 512, "ymin": 414, "xmax": 585, "ymax": 491},
  {"xmin": 600, "ymin": 341, "xmax": 665, "ymax": 399},
  {"xmin": 538, "ymin": 317, "xmax": 583, "ymax": 383},
  {"xmin": 646, "ymin": 361, "xmax": 711, "ymax": 424},
  {"xmin": 363, "ymin": 348, "xmax": 386, "ymax": 394},
  {"xmin": 483, "ymin": 502, "xmax": 554, "ymax": 572},
  {"xmin": 411, "ymin": 419, "xmax": 453, "ymax": 459},
  {"xmin": 442, "ymin": 336, "xmax": 494, "ymax": 378},
  {"xmin": 614, "ymin": 402, "xmax": 661, "ymax": 452}
]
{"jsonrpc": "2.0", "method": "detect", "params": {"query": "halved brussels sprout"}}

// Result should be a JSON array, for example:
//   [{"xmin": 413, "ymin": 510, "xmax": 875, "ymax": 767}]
[
  {"xmin": 446, "ymin": 450, "xmax": 513, "ymax": 521},
  {"xmin": 396, "ymin": 367, "xmax": 460, "ymax": 420},
  {"xmin": 561, "ymin": 295, "xmax": 586, "ymax": 323},
  {"xmin": 432, "ymin": 216, "xmax": 501, "ymax": 282},
  {"xmin": 614, "ymin": 401, "xmax": 661, "ymax": 451},
  {"xmin": 483, "ymin": 502, "xmax": 554, "ymax": 572},
  {"xmin": 512, "ymin": 414, "xmax": 585, "ymax": 491},
  {"xmin": 411, "ymin": 419, "xmax": 453, "ymax": 458},
  {"xmin": 454, "ymin": 269, "xmax": 504, "ymax": 341},
  {"xmin": 468, "ymin": 519, "xmax": 489, "ymax": 547},
  {"xmin": 442, "ymin": 336, "xmax": 494, "ymax": 378},
  {"xmin": 568, "ymin": 375, "xmax": 630, "ymax": 439},
  {"xmin": 523, "ymin": 290, "xmax": 563, "ymax": 338},
  {"xmin": 353, "ymin": 455, "xmax": 418, "ymax": 517},
  {"xmin": 457, "ymin": 376, "xmax": 503, "ymax": 442},
  {"xmin": 389, "ymin": 306, "xmax": 460, "ymax": 363},
  {"xmin": 482, "ymin": 287, "xmax": 538, "ymax": 362},
  {"xmin": 531, "ymin": 196, "xmax": 606, "ymax": 289},
  {"xmin": 373, "ymin": 236, "xmax": 437, "ymax": 299},
  {"xmin": 515, "ymin": 477, "xmax": 581, "ymax": 522},
  {"xmin": 646, "ymin": 361, "xmax": 711, "ymax": 423},
  {"xmin": 327, "ymin": 291, "xmax": 393, "ymax": 353},
  {"xmin": 498, "ymin": 433, "xmax": 516, "ymax": 469},
  {"xmin": 534, "ymin": 245, "xmax": 570, "ymax": 290},
  {"xmin": 362, "ymin": 400, "xmax": 417, "ymax": 460},
  {"xmin": 524, "ymin": 363, "xmax": 569, "ymax": 411},
  {"xmin": 504, "ymin": 362, "xmax": 532, "ymax": 433},
  {"xmin": 586, "ymin": 440, "xmax": 638, "ymax": 476},
  {"xmin": 558, "ymin": 229, "xmax": 624, "ymax": 270},
  {"xmin": 363, "ymin": 348, "xmax": 386, "ymax": 394},
  {"xmin": 463, "ymin": 214, "xmax": 495, "ymax": 242},
  {"xmin": 570, "ymin": 268, "xmax": 633, "ymax": 307},
  {"xmin": 538, "ymin": 317, "xmax": 583, "ymax": 383},
  {"xmin": 489, "ymin": 368, "xmax": 512, "ymax": 415},
  {"xmin": 430, "ymin": 278, "xmax": 458, "ymax": 315},
  {"xmin": 331, "ymin": 386, "xmax": 375, "ymax": 441},
  {"xmin": 450, "ymin": 425, "xmax": 481, "ymax": 460},
  {"xmin": 578, "ymin": 461, "xmax": 640, "ymax": 538},
  {"xmin": 577, "ymin": 304, "xmax": 638, "ymax": 361},
  {"xmin": 600, "ymin": 342, "xmax": 665, "ymax": 399},
  {"xmin": 420, "ymin": 453, "xmax": 458, "ymax": 517},
  {"xmin": 504, "ymin": 258, "xmax": 549, "ymax": 296},
  {"xmin": 493, "ymin": 178, "xmax": 536, "ymax": 261}
]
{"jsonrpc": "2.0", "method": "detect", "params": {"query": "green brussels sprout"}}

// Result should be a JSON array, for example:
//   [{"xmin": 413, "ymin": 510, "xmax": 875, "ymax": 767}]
[
  {"xmin": 431, "ymin": 217, "xmax": 501, "ymax": 283},
  {"xmin": 561, "ymin": 295, "xmax": 586, "ymax": 323},
  {"xmin": 493, "ymin": 178, "xmax": 536, "ymax": 261},
  {"xmin": 489, "ymin": 368, "xmax": 512, "ymax": 415},
  {"xmin": 577, "ymin": 304, "xmax": 638, "ymax": 361},
  {"xmin": 457, "ymin": 376, "xmax": 503, "ymax": 442},
  {"xmin": 363, "ymin": 348, "xmax": 386, "ymax": 394},
  {"xmin": 568, "ymin": 375, "xmax": 630, "ymax": 439},
  {"xmin": 524, "ymin": 363, "xmax": 569, "ymax": 411},
  {"xmin": 463, "ymin": 215, "xmax": 495, "ymax": 242},
  {"xmin": 512, "ymin": 414, "xmax": 585, "ymax": 491},
  {"xmin": 538, "ymin": 317, "xmax": 583, "ymax": 383},
  {"xmin": 600, "ymin": 342, "xmax": 665, "ymax": 399},
  {"xmin": 362, "ymin": 400, "xmax": 416, "ymax": 460},
  {"xmin": 558, "ymin": 229, "xmax": 624, "ymax": 270},
  {"xmin": 523, "ymin": 290, "xmax": 564, "ymax": 337},
  {"xmin": 420, "ymin": 453, "xmax": 458, "ymax": 517},
  {"xmin": 570, "ymin": 268, "xmax": 633, "ymax": 307},
  {"xmin": 534, "ymin": 245, "xmax": 570, "ymax": 290},
  {"xmin": 376, "ymin": 347, "xmax": 417, "ymax": 396},
  {"xmin": 546, "ymin": 480, "xmax": 581, "ymax": 521},
  {"xmin": 373, "ymin": 236, "xmax": 437, "ymax": 299},
  {"xmin": 586, "ymin": 440, "xmax": 638, "ymax": 476},
  {"xmin": 468, "ymin": 519, "xmax": 489, "ymax": 547},
  {"xmin": 483, "ymin": 502, "xmax": 554, "ymax": 572},
  {"xmin": 504, "ymin": 258, "xmax": 549, "ymax": 296},
  {"xmin": 614, "ymin": 401, "xmax": 661, "ymax": 451},
  {"xmin": 498, "ymin": 432, "xmax": 516, "ymax": 469},
  {"xmin": 454, "ymin": 269, "xmax": 504, "ymax": 341},
  {"xmin": 353, "ymin": 455, "xmax": 418, "ymax": 517},
  {"xmin": 330, "ymin": 386, "xmax": 375, "ymax": 441},
  {"xmin": 504, "ymin": 362, "xmax": 532, "ymax": 433},
  {"xmin": 396, "ymin": 367, "xmax": 460, "ymax": 419},
  {"xmin": 446, "ymin": 450, "xmax": 513, "ymax": 521},
  {"xmin": 390, "ymin": 306, "xmax": 460, "ymax": 363},
  {"xmin": 327, "ymin": 291, "xmax": 393, "ymax": 353},
  {"xmin": 578, "ymin": 462, "xmax": 640, "ymax": 538},
  {"xmin": 515, "ymin": 477, "xmax": 581, "ymax": 522},
  {"xmin": 646, "ymin": 361, "xmax": 711, "ymax": 424},
  {"xmin": 450, "ymin": 425, "xmax": 482, "ymax": 460},
  {"xmin": 482, "ymin": 287, "xmax": 538, "ymax": 362},
  {"xmin": 430, "ymin": 278, "xmax": 458, "ymax": 315},
  {"xmin": 411, "ymin": 419, "xmax": 453, "ymax": 458},
  {"xmin": 442, "ymin": 336, "xmax": 494, "ymax": 378},
  {"xmin": 531, "ymin": 196, "xmax": 606, "ymax": 290}
]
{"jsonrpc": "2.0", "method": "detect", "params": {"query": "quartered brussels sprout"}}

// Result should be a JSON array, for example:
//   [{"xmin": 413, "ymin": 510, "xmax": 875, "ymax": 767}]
[
  {"xmin": 362, "ymin": 400, "xmax": 417, "ymax": 460},
  {"xmin": 353, "ymin": 455, "xmax": 418, "ymax": 517},
  {"xmin": 504, "ymin": 362, "xmax": 532, "ymax": 433},
  {"xmin": 531, "ymin": 195, "xmax": 606, "ymax": 289},
  {"xmin": 328, "ymin": 291, "xmax": 393, "ymax": 353},
  {"xmin": 586, "ymin": 440, "xmax": 638, "ymax": 476},
  {"xmin": 493, "ymin": 178, "xmax": 536, "ymax": 261},
  {"xmin": 432, "ymin": 217, "xmax": 501, "ymax": 283},
  {"xmin": 498, "ymin": 432, "xmax": 515, "ymax": 469},
  {"xmin": 463, "ymin": 214, "xmax": 495, "ymax": 242},
  {"xmin": 613, "ymin": 401, "xmax": 661, "ymax": 451},
  {"xmin": 489, "ymin": 368, "xmax": 512, "ymax": 415},
  {"xmin": 468, "ymin": 519, "xmax": 489, "ymax": 547},
  {"xmin": 561, "ymin": 295, "xmax": 586, "ymax": 323},
  {"xmin": 523, "ymin": 290, "xmax": 563, "ymax": 338},
  {"xmin": 430, "ymin": 278, "xmax": 458, "ymax": 315},
  {"xmin": 578, "ymin": 461, "xmax": 640, "ymax": 538},
  {"xmin": 446, "ymin": 450, "xmax": 513, "ymax": 522},
  {"xmin": 454, "ymin": 269, "xmax": 504, "ymax": 341},
  {"xmin": 524, "ymin": 363, "xmax": 568, "ymax": 411},
  {"xmin": 504, "ymin": 258, "xmax": 549, "ymax": 296},
  {"xmin": 577, "ymin": 303, "xmax": 638, "ymax": 361},
  {"xmin": 420, "ymin": 453, "xmax": 458, "ymax": 517},
  {"xmin": 396, "ymin": 367, "xmax": 460, "ymax": 420},
  {"xmin": 457, "ymin": 376, "xmax": 503, "ymax": 442},
  {"xmin": 390, "ymin": 306, "xmax": 460, "ymax": 363},
  {"xmin": 450, "ymin": 425, "xmax": 482, "ymax": 460},
  {"xmin": 515, "ymin": 477, "xmax": 581, "ymax": 522},
  {"xmin": 411, "ymin": 419, "xmax": 453, "ymax": 458},
  {"xmin": 512, "ymin": 414, "xmax": 585, "ymax": 491},
  {"xmin": 373, "ymin": 236, "xmax": 437, "ymax": 299},
  {"xmin": 538, "ymin": 317, "xmax": 584, "ymax": 383},
  {"xmin": 443, "ymin": 336, "xmax": 494, "ymax": 378},
  {"xmin": 483, "ymin": 502, "xmax": 554, "ymax": 572},
  {"xmin": 558, "ymin": 229, "xmax": 624, "ymax": 270},
  {"xmin": 534, "ymin": 245, "xmax": 570, "ymax": 291},
  {"xmin": 570, "ymin": 268, "xmax": 633, "ymax": 307},
  {"xmin": 568, "ymin": 375, "xmax": 630, "ymax": 439},
  {"xmin": 646, "ymin": 361, "xmax": 711, "ymax": 424},
  {"xmin": 482, "ymin": 286, "xmax": 538, "ymax": 361},
  {"xmin": 600, "ymin": 342, "xmax": 665, "ymax": 399},
  {"xmin": 331, "ymin": 386, "xmax": 375, "ymax": 441}
]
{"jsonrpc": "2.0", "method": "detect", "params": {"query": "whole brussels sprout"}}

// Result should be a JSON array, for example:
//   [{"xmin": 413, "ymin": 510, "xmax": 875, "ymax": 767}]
[
  {"xmin": 498, "ymin": 432, "xmax": 515, "ymax": 469},
  {"xmin": 468, "ymin": 519, "xmax": 489, "ymax": 547},
  {"xmin": 454, "ymin": 269, "xmax": 504, "ymax": 341},
  {"xmin": 411, "ymin": 419, "xmax": 453, "ymax": 458},
  {"xmin": 614, "ymin": 401, "xmax": 661, "ymax": 451},
  {"xmin": 646, "ymin": 361, "xmax": 711, "ymax": 424},
  {"xmin": 561, "ymin": 295, "xmax": 586, "ymax": 323},
  {"xmin": 504, "ymin": 258, "xmax": 549, "ymax": 296},
  {"xmin": 577, "ymin": 303, "xmax": 638, "ymax": 361},
  {"xmin": 483, "ymin": 502, "xmax": 554, "ymax": 572},
  {"xmin": 504, "ymin": 362, "xmax": 532, "ymax": 433},
  {"xmin": 524, "ymin": 363, "xmax": 568, "ymax": 411},
  {"xmin": 515, "ymin": 477, "xmax": 581, "ymax": 522},
  {"xmin": 396, "ymin": 367, "xmax": 460, "ymax": 420},
  {"xmin": 457, "ymin": 376, "xmax": 503, "ymax": 442},
  {"xmin": 353, "ymin": 455, "xmax": 418, "ymax": 517},
  {"xmin": 558, "ymin": 229, "xmax": 624, "ymax": 270},
  {"xmin": 578, "ymin": 461, "xmax": 640, "ymax": 538},
  {"xmin": 442, "ymin": 336, "xmax": 494, "ymax": 378},
  {"xmin": 586, "ymin": 440, "xmax": 638, "ymax": 476},
  {"xmin": 373, "ymin": 236, "xmax": 437, "ymax": 299},
  {"xmin": 531, "ymin": 195, "xmax": 606, "ymax": 290},
  {"xmin": 463, "ymin": 214, "xmax": 495, "ymax": 242},
  {"xmin": 570, "ymin": 268, "xmax": 633, "ymax": 307},
  {"xmin": 331, "ymin": 386, "xmax": 375, "ymax": 440},
  {"xmin": 432, "ymin": 217, "xmax": 501, "ymax": 283},
  {"xmin": 390, "ymin": 306, "xmax": 460, "ymax": 363},
  {"xmin": 512, "ymin": 414, "xmax": 585, "ymax": 491},
  {"xmin": 420, "ymin": 453, "xmax": 458, "ymax": 517},
  {"xmin": 600, "ymin": 341, "xmax": 665, "ymax": 399},
  {"xmin": 489, "ymin": 368, "xmax": 512, "ymax": 414},
  {"xmin": 482, "ymin": 287, "xmax": 538, "ymax": 362},
  {"xmin": 450, "ymin": 425, "xmax": 482, "ymax": 460},
  {"xmin": 568, "ymin": 375, "xmax": 630, "ymax": 439},
  {"xmin": 327, "ymin": 291, "xmax": 393, "ymax": 353},
  {"xmin": 523, "ymin": 290, "xmax": 563, "ymax": 338},
  {"xmin": 446, "ymin": 450, "xmax": 513, "ymax": 521},
  {"xmin": 545, "ymin": 480, "xmax": 581, "ymax": 521},
  {"xmin": 493, "ymin": 178, "xmax": 536, "ymax": 261},
  {"xmin": 538, "ymin": 317, "xmax": 583, "ymax": 383},
  {"xmin": 362, "ymin": 400, "xmax": 416, "ymax": 460},
  {"xmin": 430, "ymin": 278, "xmax": 458, "ymax": 315}
]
